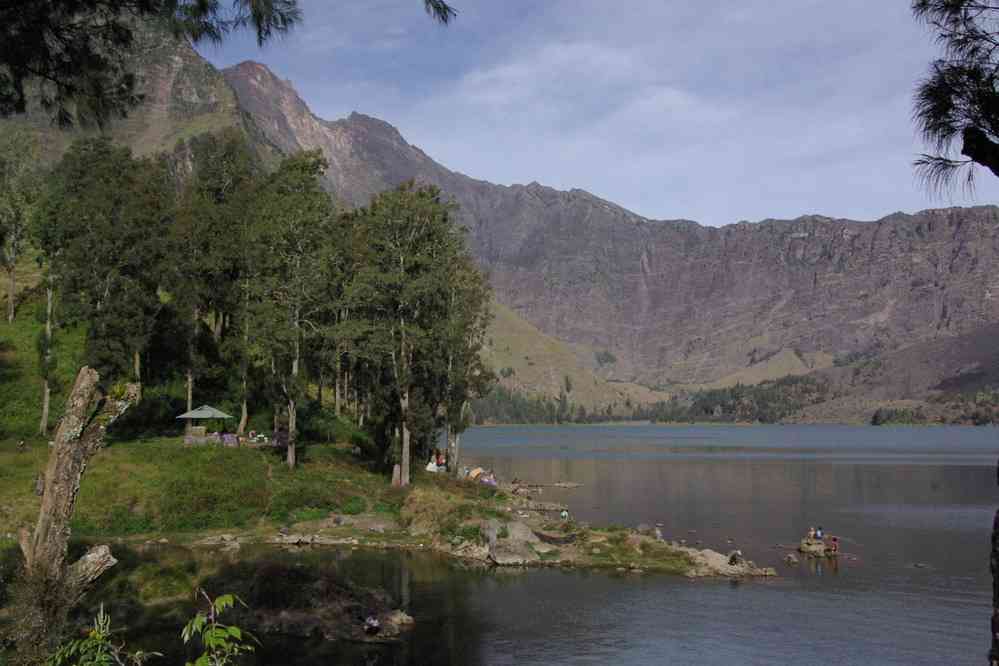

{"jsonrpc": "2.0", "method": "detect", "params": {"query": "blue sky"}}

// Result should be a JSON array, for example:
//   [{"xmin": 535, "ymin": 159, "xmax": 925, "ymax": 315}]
[{"xmin": 200, "ymin": 0, "xmax": 999, "ymax": 227}]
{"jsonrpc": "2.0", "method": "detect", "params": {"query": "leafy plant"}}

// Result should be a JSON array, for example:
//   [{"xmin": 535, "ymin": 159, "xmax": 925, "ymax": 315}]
[
  {"xmin": 46, "ymin": 605, "xmax": 160, "ymax": 666},
  {"xmin": 181, "ymin": 590, "xmax": 256, "ymax": 666}
]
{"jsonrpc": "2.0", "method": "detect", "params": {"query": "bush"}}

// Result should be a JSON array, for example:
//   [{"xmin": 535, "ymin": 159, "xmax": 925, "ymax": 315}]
[
  {"xmin": 595, "ymin": 350, "xmax": 617, "ymax": 366},
  {"xmin": 109, "ymin": 385, "xmax": 186, "ymax": 441}
]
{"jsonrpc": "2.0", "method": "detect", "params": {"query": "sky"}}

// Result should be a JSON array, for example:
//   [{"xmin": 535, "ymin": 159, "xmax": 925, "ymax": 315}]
[{"xmin": 200, "ymin": 0, "xmax": 999, "ymax": 227}]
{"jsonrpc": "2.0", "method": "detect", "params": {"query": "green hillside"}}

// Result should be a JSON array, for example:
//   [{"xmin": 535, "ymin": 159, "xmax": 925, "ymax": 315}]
[{"xmin": 482, "ymin": 301, "xmax": 670, "ymax": 412}]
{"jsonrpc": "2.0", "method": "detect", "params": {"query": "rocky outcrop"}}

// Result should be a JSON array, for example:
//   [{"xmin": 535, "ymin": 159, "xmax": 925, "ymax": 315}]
[{"xmin": 674, "ymin": 544, "xmax": 778, "ymax": 578}]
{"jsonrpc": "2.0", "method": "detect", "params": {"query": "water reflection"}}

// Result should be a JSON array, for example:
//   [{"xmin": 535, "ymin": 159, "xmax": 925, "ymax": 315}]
[{"xmin": 101, "ymin": 425, "xmax": 999, "ymax": 665}]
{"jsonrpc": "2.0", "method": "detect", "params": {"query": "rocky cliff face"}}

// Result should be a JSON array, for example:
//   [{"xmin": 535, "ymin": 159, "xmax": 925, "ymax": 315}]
[{"xmin": 222, "ymin": 61, "xmax": 999, "ymax": 388}]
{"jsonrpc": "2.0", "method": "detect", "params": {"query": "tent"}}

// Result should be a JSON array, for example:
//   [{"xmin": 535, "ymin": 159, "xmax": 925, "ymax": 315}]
[{"xmin": 176, "ymin": 405, "xmax": 234, "ymax": 420}]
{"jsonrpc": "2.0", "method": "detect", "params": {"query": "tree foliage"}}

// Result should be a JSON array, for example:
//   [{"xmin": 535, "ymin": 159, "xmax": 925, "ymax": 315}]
[
  {"xmin": 0, "ymin": 125, "xmax": 42, "ymax": 323},
  {"xmin": 35, "ymin": 137, "xmax": 173, "ymax": 380},
  {"xmin": 912, "ymin": 0, "xmax": 999, "ymax": 191},
  {"xmin": 0, "ymin": 0, "xmax": 456, "ymax": 128}
]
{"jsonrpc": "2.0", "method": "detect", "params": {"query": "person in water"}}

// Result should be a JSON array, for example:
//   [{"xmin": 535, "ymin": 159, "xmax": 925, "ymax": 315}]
[{"xmin": 829, "ymin": 535, "xmax": 839, "ymax": 553}]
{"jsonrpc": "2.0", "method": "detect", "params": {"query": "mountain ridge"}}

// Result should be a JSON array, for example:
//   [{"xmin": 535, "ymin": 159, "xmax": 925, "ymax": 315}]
[
  {"xmin": 7, "ymin": 39, "xmax": 999, "ymax": 420},
  {"xmin": 220, "ymin": 58, "xmax": 999, "ymax": 392}
]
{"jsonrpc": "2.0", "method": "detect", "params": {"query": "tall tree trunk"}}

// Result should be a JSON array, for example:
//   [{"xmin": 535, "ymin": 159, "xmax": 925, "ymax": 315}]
[
  {"xmin": 186, "ymin": 305, "xmax": 197, "ymax": 431},
  {"xmin": 446, "ymin": 425, "xmax": 457, "ymax": 477},
  {"xmin": 238, "ymin": 386, "xmax": 248, "ymax": 435},
  {"xmin": 39, "ymin": 380, "xmax": 51, "ymax": 437},
  {"xmin": 400, "ymin": 387, "xmax": 411, "ymax": 487},
  {"xmin": 132, "ymin": 349, "xmax": 142, "ymax": 400},
  {"xmin": 16, "ymin": 367, "xmax": 139, "ymax": 654},
  {"xmin": 317, "ymin": 370, "xmax": 324, "ymax": 408},
  {"xmin": 286, "ymin": 398, "xmax": 297, "ymax": 468},
  {"xmin": 238, "ymin": 288, "xmax": 250, "ymax": 436},
  {"xmin": 38, "ymin": 281, "xmax": 54, "ymax": 436},
  {"xmin": 6, "ymin": 265, "xmax": 14, "ymax": 323},
  {"xmin": 335, "ymin": 348, "xmax": 342, "ymax": 417}
]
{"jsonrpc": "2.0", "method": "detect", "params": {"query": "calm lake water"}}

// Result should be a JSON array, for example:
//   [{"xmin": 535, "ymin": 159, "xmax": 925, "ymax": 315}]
[
  {"xmin": 146, "ymin": 425, "xmax": 999, "ymax": 665},
  {"xmin": 457, "ymin": 424, "xmax": 998, "ymax": 665}
]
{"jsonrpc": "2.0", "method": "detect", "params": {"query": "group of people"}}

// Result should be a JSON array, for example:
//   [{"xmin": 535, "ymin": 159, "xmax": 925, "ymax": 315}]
[
  {"xmin": 807, "ymin": 525, "xmax": 839, "ymax": 553},
  {"xmin": 425, "ymin": 449, "xmax": 449, "ymax": 473}
]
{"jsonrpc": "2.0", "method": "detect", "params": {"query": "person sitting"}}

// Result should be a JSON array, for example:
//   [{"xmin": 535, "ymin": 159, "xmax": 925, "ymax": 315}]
[
  {"xmin": 816, "ymin": 526, "xmax": 824, "ymax": 540},
  {"xmin": 560, "ymin": 508, "xmax": 569, "ymax": 521},
  {"xmin": 436, "ymin": 450, "xmax": 446, "ymax": 469}
]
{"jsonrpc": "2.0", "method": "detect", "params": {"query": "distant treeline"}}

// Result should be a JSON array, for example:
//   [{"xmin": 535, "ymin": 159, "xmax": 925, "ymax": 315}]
[
  {"xmin": 637, "ymin": 375, "xmax": 831, "ymax": 424},
  {"xmin": 471, "ymin": 386, "xmax": 622, "ymax": 425},
  {"xmin": 473, "ymin": 374, "xmax": 831, "ymax": 425},
  {"xmin": 925, "ymin": 388, "xmax": 999, "ymax": 426}
]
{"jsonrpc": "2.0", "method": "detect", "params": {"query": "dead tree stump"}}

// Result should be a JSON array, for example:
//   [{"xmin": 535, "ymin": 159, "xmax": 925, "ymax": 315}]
[{"xmin": 11, "ymin": 366, "xmax": 139, "ymax": 657}]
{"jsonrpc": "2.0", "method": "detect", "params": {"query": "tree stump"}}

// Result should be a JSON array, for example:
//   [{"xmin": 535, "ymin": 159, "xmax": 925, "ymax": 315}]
[{"xmin": 11, "ymin": 366, "xmax": 140, "ymax": 657}]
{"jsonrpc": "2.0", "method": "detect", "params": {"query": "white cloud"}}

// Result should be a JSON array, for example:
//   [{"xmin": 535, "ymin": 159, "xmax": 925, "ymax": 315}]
[{"xmin": 204, "ymin": 0, "xmax": 999, "ymax": 226}]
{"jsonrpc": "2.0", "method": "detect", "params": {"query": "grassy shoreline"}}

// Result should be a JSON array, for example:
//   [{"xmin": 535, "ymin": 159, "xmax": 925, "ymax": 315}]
[{"xmin": 0, "ymin": 435, "xmax": 702, "ymax": 581}]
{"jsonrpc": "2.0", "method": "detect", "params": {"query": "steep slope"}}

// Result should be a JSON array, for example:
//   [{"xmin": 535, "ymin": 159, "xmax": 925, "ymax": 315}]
[
  {"xmin": 5, "ymin": 27, "xmax": 279, "ymax": 166},
  {"xmin": 787, "ymin": 322, "xmax": 999, "ymax": 423},
  {"xmin": 223, "ymin": 61, "xmax": 999, "ymax": 390},
  {"xmin": 483, "ymin": 301, "xmax": 670, "ymax": 409}
]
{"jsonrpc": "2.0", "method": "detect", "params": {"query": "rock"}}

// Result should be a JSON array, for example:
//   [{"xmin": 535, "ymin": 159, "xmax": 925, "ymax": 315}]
[
  {"xmin": 504, "ymin": 521, "xmax": 539, "ymax": 544},
  {"xmin": 784, "ymin": 553, "xmax": 799, "ymax": 565},
  {"xmin": 636, "ymin": 523, "xmax": 652, "ymax": 534},
  {"xmin": 798, "ymin": 538, "xmax": 828, "ymax": 557},
  {"xmin": 533, "ymin": 542, "xmax": 557, "ymax": 555},
  {"xmin": 385, "ymin": 610, "xmax": 414, "ymax": 628},
  {"xmin": 481, "ymin": 519, "xmax": 500, "ymax": 550},
  {"xmin": 490, "ymin": 542, "xmax": 540, "ymax": 566}
]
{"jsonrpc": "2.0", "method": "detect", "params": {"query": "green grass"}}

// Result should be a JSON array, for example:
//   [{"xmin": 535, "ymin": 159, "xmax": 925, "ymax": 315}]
[
  {"xmin": 0, "ymin": 290, "xmax": 86, "ymax": 440},
  {"xmin": 0, "ymin": 437, "xmax": 407, "ymax": 538}
]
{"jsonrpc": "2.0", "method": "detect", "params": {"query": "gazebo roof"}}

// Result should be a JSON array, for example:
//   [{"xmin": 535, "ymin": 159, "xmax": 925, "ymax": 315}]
[{"xmin": 176, "ymin": 405, "xmax": 234, "ymax": 420}]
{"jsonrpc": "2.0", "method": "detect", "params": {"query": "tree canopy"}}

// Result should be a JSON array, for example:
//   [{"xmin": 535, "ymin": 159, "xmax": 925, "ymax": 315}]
[
  {"xmin": 912, "ymin": 0, "xmax": 999, "ymax": 190},
  {"xmin": 1, "ymin": 0, "xmax": 456, "ymax": 128}
]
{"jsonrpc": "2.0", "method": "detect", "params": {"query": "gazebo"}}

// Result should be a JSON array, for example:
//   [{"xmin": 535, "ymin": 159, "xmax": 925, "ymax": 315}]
[{"xmin": 177, "ymin": 405, "xmax": 234, "ymax": 445}]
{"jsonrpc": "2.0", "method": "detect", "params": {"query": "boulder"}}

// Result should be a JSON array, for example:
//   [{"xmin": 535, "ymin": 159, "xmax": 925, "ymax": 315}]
[
  {"xmin": 504, "ymin": 521, "xmax": 540, "ymax": 544},
  {"xmin": 798, "ymin": 538, "xmax": 827, "ymax": 557},
  {"xmin": 490, "ymin": 541, "xmax": 540, "ymax": 566},
  {"xmin": 784, "ymin": 553, "xmax": 799, "ymax": 565}
]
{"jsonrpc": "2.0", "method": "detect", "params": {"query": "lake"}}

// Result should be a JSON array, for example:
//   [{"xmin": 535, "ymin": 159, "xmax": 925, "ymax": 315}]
[
  {"xmin": 141, "ymin": 424, "xmax": 999, "ymax": 664},
  {"xmin": 457, "ymin": 424, "xmax": 997, "ymax": 665}
]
